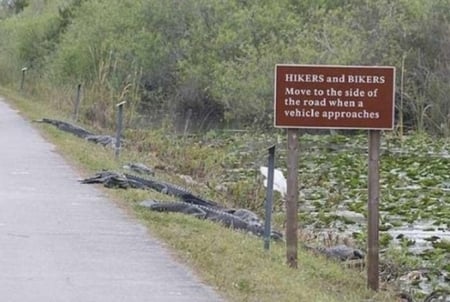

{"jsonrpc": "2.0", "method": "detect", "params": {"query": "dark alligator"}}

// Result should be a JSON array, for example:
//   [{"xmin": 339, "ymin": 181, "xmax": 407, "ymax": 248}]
[
  {"xmin": 81, "ymin": 171, "xmax": 218, "ymax": 207},
  {"xmin": 34, "ymin": 118, "xmax": 94, "ymax": 138},
  {"xmin": 35, "ymin": 118, "xmax": 120, "ymax": 147},
  {"xmin": 139, "ymin": 200, "xmax": 283, "ymax": 240},
  {"xmin": 302, "ymin": 244, "xmax": 365, "ymax": 261},
  {"xmin": 423, "ymin": 289, "xmax": 450, "ymax": 302},
  {"xmin": 124, "ymin": 173, "xmax": 218, "ymax": 208},
  {"xmin": 80, "ymin": 171, "xmax": 146, "ymax": 189},
  {"xmin": 397, "ymin": 289, "xmax": 450, "ymax": 302},
  {"xmin": 81, "ymin": 171, "xmax": 282, "ymax": 240}
]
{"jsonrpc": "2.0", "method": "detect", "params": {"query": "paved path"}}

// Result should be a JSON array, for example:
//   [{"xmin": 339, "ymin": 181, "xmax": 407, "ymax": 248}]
[{"xmin": 0, "ymin": 98, "xmax": 225, "ymax": 302}]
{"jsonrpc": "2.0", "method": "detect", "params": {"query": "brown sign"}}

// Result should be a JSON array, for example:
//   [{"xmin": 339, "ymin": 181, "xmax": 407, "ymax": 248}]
[{"xmin": 274, "ymin": 64, "xmax": 395, "ymax": 129}]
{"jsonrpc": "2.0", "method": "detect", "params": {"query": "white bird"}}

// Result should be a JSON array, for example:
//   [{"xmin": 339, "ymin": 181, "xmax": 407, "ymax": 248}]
[{"xmin": 259, "ymin": 166, "xmax": 287, "ymax": 197}]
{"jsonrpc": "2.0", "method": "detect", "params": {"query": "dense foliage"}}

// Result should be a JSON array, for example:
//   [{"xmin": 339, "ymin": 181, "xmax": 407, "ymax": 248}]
[{"xmin": 0, "ymin": 0, "xmax": 449, "ymax": 134}]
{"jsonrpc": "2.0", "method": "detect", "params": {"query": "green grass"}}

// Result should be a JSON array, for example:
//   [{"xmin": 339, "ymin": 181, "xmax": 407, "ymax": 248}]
[{"xmin": 0, "ymin": 87, "xmax": 398, "ymax": 302}]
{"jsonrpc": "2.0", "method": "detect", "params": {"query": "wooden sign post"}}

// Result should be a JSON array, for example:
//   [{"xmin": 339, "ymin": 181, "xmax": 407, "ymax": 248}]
[
  {"xmin": 115, "ymin": 101, "xmax": 126, "ymax": 160},
  {"xmin": 274, "ymin": 64, "xmax": 395, "ymax": 290},
  {"xmin": 286, "ymin": 128, "xmax": 299, "ymax": 268},
  {"xmin": 367, "ymin": 130, "xmax": 381, "ymax": 290},
  {"xmin": 73, "ymin": 83, "xmax": 82, "ymax": 122},
  {"xmin": 20, "ymin": 67, "xmax": 27, "ymax": 91}
]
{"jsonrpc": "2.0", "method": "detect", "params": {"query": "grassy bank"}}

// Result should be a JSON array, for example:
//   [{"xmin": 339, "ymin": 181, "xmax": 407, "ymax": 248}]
[{"xmin": 0, "ymin": 87, "xmax": 398, "ymax": 301}]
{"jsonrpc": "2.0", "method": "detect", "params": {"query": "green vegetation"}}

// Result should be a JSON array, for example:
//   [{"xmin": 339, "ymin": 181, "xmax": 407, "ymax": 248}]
[
  {"xmin": 0, "ymin": 0, "xmax": 449, "ymax": 134},
  {"xmin": 0, "ymin": 0, "xmax": 449, "ymax": 300}
]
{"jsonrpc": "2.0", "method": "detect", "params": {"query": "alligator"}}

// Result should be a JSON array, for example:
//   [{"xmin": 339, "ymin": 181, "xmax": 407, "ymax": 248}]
[
  {"xmin": 81, "ymin": 172, "xmax": 282, "ymax": 239},
  {"xmin": 123, "ymin": 163, "xmax": 155, "ymax": 176},
  {"xmin": 34, "ymin": 118, "xmax": 94, "ymax": 138},
  {"xmin": 80, "ymin": 171, "xmax": 146, "ymax": 189},
  {"xmin": 227, "ymin": 208, "xmax": 264, "ymax": 228},
  {"xmin": 35, "ymin": 118, "xmax": 121, "ymax": 147},
  {"xmin": 139, "ymin": 200, "xmax": 283, "ymax": 240},
  {"xmin": 397, "ymin": 289, "xmax": 450, "ymax": 302},
  {"xmin": 85, "ymin": 134, "xmax": 118, "ymax": 147},
  {"xmin": 423, "ymin": 289, "xmax": 450, "ymax": 302},
  {"xmin": 302, "ymin": 244, "xmax": 365, "ymax": 261},
  {"xmin": 81, "ymin": 171, "xmax": 218, "ymax": 207},
  {"xmin": 124, "ymin": 173, "xmax": 218, "ymax": 208}
]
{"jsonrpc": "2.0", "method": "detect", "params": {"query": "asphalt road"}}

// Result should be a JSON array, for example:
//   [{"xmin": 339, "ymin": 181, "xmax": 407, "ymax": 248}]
[{"xmin": 0, "ymin": 98, "xmax": 225, "ymax": 302}]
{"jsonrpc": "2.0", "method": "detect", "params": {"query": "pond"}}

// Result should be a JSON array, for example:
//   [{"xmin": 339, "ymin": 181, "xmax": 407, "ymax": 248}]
[{"xmin": 225, "ymin": 131, "xmax": 449, "ymax": 296}]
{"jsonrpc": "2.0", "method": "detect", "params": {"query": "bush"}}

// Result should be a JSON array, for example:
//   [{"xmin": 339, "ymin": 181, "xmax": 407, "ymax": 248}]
[{"xmin": 0, "ymin": 0, "xmax": 449, "ymax": 135}]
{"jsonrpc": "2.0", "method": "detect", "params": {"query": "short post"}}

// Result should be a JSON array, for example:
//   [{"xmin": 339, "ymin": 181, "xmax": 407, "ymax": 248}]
[
  {"xmin": 264, "ymin": 145, "xmax": 276, "ymax": 250},
  {"xmin": 286, "ymin": 128, "xmax": 299, "ymax": 268},
  {"xmin": 115, "ymin": 101, "xmax": 126, "ymax": 159},
  {"xmin": 20, "ymin": 67, "xmax": 27, "ymax": 91},
  {"xmin": 183, "ymin": 108, "xmax": 193, "ymax": 137},
  {"xmin": 367, "ymin": 130, "xmax": 381, "ymax": 290},
  {"xmin": 73, "ymin": 83, "xmax": 82, "ymax": 122}
]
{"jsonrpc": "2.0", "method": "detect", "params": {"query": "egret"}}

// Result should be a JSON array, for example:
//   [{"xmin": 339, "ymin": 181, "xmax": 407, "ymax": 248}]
[{"xmin": 259, "ymin": 166, "xmax": 287, "ymax": 197}]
